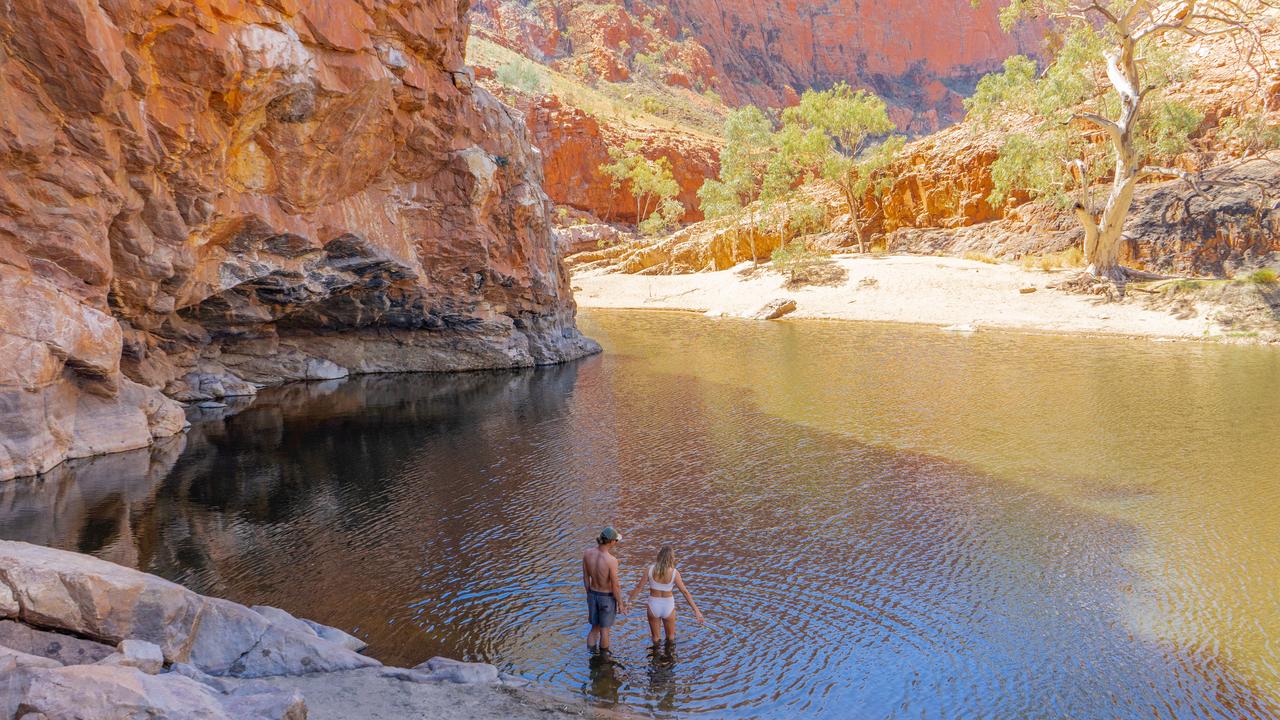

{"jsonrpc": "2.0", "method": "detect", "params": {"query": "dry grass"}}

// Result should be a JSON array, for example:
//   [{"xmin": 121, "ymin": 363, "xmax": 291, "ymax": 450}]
[
  {"xmin": 467, "ymin": 37, "xmax": 726, "ymax": 140},
  {"xmin": 1020, "ymin": 247, "xmax": 1085, "ymax": 273},
  {"xmin": 1245, "ymin": 268, "xmax": 1278, "ymax": 285},
  {"xmin": 961, "ymin": 250, "xmax": 1000, "ymax": 264}
]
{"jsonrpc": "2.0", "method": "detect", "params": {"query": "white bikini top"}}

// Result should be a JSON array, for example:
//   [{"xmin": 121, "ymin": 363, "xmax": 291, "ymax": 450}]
[{"xmin": 648, "ymin": 565, "xmax": 676, "ymax": 592}]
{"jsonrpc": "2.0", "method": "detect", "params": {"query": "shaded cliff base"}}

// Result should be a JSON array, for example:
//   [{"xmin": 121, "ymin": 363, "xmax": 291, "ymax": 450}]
[
  {"xmin": 0, "ymin": 541, "xmax": 628, "ymax": 720},
  {"xmin": 573, "ymin": 254, "xmax": 1280, "ymax": 343}
]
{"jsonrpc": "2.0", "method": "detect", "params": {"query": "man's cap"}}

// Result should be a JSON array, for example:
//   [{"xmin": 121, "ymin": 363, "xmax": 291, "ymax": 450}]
[{"xmin": 600, "ymin": 526, "xmax": 622, "ymax": 542}]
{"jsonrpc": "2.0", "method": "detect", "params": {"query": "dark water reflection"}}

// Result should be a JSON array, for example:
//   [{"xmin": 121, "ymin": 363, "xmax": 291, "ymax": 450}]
[{"xmin": 1, "ymin": 311, "xmax": 1278, "ymax": 718}]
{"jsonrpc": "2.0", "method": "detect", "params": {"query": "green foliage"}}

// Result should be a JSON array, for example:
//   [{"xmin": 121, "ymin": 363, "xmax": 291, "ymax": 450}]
[
  {"xmin": 641, "ymin": 97, "xmax": 663, "ymax": 114},
  {"xmin": 698, "ymin": 105, "xmax": 776, "ymax": 218},
  {"xmin": 696, "ymin": 179, "xmax": 739, "ymax": 219},
  {"xmin": 1142, "ymin": 100, "xmax": 1203, "ymax": 159},
  {"xmin": 601, "ymin": 141, "xmax": 685, "ymax": 235},
  {"xmin": 495, "ymin": 59, "xmax": 544, "ymax": 95},
  {"xmin": 776, "ymin": 82, "xmax": 901, "ymax": 248},
  {"xmin": 967, "ymin": 23, "xmax": 1200, "ymax": 209},
  {"xmin": 787, "ymin": 204, "xmax": 826, "ymax": 237},
  {"xmin": 783, "ymin": 82, "xmax": 896, "ymax": 157},
  {"xmin": 768, "ymin": 238, "xmax": 829, "ymax": 278},
  {"xmin": 639, "ymin": 197, "xmax": 685, "ymax": 236},
  {"xmin": 1219, "ymin": 112, "xmax": 1280, "ymax": 155},
  {"xmin": 771, "ymin": 239, "xmax": 832, "ymax": 284},
  {"xmin": 634, "ymin": 51, "xmax": 662, "ymax": 76}
]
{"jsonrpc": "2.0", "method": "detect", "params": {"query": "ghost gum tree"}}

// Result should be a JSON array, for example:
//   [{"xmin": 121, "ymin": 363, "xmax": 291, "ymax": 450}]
[{"xmin": 972, "ymin": 0, "xmax": 1277, "ymax": 285}]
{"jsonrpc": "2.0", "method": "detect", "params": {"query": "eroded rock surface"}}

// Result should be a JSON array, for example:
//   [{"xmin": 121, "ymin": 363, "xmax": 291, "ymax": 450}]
[{"xmin": 0, "ymin": 0, "xmax": 598, "ymax": 481}]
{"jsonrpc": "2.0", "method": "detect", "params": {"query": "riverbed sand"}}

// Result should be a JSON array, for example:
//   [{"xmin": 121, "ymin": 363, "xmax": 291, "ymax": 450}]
[{"xmin": 573, "ymin": 254, "xmax": 1219, "ymax": 339}]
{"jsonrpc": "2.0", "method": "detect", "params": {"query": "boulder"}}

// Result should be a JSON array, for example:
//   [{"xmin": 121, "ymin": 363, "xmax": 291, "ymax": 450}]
[
  {"xmin": 748, "ymin": 298, "xmax": 798, "ymax": 321},
  {"xmin": 300, "ymin": 619, "xmax": 368, "ymax": 653},
  {"xmin": 98, "ymin": 639, "xmax": 165, "ymax": 674},
  {"xmin": 0, "ymin": 645, "xmax": 62, "ymax": 670},
  {"xmin": 412, "ymin": 656, "xmax": 501, "ymax": 684},
  {"xmin": 3, "ymin": 664, "xmax": 305, "ymax": 720},
  {"xmin": 0, "ymin": 541, "xmax": 377, "ymax": 677}
]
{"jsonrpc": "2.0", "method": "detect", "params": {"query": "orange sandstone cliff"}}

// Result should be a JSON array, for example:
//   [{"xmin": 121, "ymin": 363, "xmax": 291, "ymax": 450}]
[
  {"xmin": 471, "ymin": 0, "xmax": 1041, "ymax": 134},
  {"xmin": 0, "ymin": 0, "xmax": 598, "ymax": 481}
]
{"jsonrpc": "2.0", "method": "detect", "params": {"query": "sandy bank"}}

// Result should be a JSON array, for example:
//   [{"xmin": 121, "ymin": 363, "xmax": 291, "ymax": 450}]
[{"xmin": 573, "ymin": 254, "xmax": 1225, "ymax": 340}]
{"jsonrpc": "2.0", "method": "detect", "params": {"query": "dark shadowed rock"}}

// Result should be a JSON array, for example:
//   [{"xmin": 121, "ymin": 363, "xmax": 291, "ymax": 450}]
[{"xmin": 0, "ymin": 620, "xmax": 115, "ymax": 666}]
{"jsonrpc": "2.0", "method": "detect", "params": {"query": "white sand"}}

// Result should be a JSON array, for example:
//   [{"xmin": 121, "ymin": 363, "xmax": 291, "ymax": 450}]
[{"xmin": 573, "ymin": 254, "xmax": 1220, "ymax": 339}]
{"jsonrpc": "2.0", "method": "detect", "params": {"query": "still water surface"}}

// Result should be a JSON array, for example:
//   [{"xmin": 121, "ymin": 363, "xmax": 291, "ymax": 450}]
[{"xmin": 2, "ymin": 310, "xmax": 1279, "ymax": 718}]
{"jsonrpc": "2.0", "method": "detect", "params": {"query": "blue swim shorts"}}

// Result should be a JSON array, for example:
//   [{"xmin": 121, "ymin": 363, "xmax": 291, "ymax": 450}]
[{"xmin": 587, "ymin": 590, "xmax": 617, "ymax": 628}]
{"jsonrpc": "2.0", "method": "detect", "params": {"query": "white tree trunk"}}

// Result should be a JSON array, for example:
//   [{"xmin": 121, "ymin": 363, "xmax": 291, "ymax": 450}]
[{"xmin": 1077, "ymin": 34, "xmax": 1143, "ymax": 284}]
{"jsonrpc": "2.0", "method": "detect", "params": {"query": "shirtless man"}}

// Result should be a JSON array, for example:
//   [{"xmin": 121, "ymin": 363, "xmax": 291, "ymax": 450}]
[{"xmin": 583, "ymin": 527, "xmax": 627, "ymax": 652}]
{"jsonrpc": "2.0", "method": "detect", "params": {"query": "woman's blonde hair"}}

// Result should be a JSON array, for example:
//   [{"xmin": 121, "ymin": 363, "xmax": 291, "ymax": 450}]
[{"xmin": 653, "ymin": 546, "xmax": 676, "ymax": 584}]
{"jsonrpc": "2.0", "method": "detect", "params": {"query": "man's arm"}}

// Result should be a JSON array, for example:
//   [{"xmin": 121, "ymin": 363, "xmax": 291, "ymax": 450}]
[
  {"xmin": 582, "ymin": 553, "xmax": 592, "ymax": 592},
  {"xmin": 609, "ymin": 558, "xmax": 627, "ymax": 614}
]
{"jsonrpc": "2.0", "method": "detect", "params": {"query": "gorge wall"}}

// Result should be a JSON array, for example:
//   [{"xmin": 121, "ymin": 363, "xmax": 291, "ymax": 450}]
[
  {"xmin": 0, "ymin": 0, "xmax": 598, "ymax": 482},
  {"xmin": 471, "ymin": 0, "xmax": 1041, "ymax": 134}
]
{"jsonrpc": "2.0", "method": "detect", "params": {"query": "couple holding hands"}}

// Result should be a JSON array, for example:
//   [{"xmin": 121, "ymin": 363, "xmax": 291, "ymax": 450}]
[{"xmin": 582, "ymin": 527, "xmax": 705, "ymax": 652}]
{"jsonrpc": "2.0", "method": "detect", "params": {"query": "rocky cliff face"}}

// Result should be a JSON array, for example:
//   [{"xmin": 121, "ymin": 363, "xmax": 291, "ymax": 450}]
[
  {"xmin": 0, "ymin": 0, "xmax": 598, "ymax": 481},
  {"xmin": 575, "ymin": 25, "xmax": 1280, "ymax": 277},
  {"xmin": 471, "ymin": 0, "xmax": 1040, "ymax": 133},
  {"xmin": 511, "ymin": 94, "xmax": 719, "ymax": 223}
]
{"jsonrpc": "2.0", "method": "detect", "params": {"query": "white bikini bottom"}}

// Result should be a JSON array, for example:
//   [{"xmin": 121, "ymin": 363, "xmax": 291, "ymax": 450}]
[{"xmin": 648, "ymin": 596, "xmax": 675, "ymax": 619}]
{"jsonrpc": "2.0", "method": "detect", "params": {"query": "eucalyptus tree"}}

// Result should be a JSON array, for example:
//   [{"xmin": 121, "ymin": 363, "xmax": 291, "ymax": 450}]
[
  {"xmin": 971, "ymin": 0, "xmax": 1275, "ymax": 284},
  {"xmin": 781, "ymin": 83, "xmax": 902, "ymax": 253},
  {"xmin": 698, "ymin": 105, "xmax": 776, "ymax": 260},
  {"xmin": 601, "ymin": 141, "xmax": 684, "ymax": 236}
]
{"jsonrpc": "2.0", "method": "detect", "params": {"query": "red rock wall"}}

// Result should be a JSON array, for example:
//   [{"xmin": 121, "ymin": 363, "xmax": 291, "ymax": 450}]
[
  {"xmin": 0, "ymin": 0, "xmax": 597, "ymax": 481},
  {"xmin": 518, "ymin": 96, "xmax": 720, "ymax": 223},
  {"xmin": 667, "ymin": 0, "xmax": 1040, "ymax": 131},
  {"xmin": 471, "ymin": 0, "xmax": 1041, "ymax": 133}
]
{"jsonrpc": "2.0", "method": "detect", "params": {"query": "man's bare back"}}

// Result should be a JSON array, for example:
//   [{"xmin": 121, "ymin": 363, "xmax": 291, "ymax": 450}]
[
  {"xmin": 584, "ymin": 527, "xmax": 625, "ymax": 651},
  {"xmin": 583, "ymin": 545, "xmax": 619, "ymax": 594}
]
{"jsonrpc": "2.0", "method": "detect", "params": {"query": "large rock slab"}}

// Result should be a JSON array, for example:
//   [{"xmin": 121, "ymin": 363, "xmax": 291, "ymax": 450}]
[
  {"xmin": 0, "ymin": 541, "xmax": 377, "ymax": 677},
  {"xmin": 1, "ymin": 664, "xmax": 306, "ymax": 720}
]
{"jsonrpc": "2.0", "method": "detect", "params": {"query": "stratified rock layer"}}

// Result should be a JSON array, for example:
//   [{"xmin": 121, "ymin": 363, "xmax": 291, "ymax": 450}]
[{"xmin": 0, "ymin": 0, "xmax": 599, "ymax": 481}]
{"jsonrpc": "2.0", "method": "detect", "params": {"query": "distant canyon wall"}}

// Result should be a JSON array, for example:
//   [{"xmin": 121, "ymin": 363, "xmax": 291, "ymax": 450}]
[
  {"xmin": 471, "ymin": 0, "xmax": 1040, "ymax": 134},
  {"xmin": 0, "ymin": 0, "xmax": 598, "ymax": 481}
]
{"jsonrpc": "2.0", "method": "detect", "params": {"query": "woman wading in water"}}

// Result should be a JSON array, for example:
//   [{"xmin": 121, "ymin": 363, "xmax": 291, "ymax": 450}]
[{"xmin": 628, "ymin": 546, "xmax": 705, "ymax": 644}]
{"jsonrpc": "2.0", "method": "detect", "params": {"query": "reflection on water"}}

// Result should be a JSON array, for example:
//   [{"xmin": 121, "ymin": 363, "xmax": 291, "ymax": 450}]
[{"xmin": 1, "ymin": 310, "xmax": 1279, "ymax": 718}]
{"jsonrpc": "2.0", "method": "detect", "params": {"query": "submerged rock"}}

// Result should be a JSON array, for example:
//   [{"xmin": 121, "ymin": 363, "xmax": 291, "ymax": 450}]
[{"xmin": 413, "ymin": 656, "xmax": 502, "ymax": 684}]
